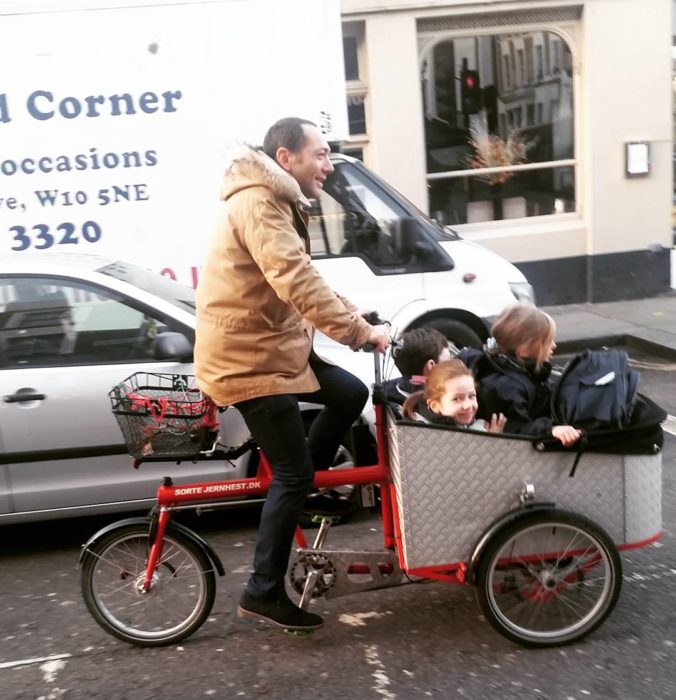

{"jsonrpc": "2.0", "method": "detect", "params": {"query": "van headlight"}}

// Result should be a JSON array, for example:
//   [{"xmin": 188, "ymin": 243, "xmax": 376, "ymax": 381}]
[{"xmin": 509, "ymin": 282, "xmax": 535, "ymax": 304}]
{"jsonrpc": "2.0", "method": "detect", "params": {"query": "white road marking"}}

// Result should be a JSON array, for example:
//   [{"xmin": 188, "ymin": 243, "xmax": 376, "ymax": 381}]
[
  {"xmin": 662, "ymin": 415, "xmax": 676, "ymax": 437},
  {"xmin": 623, "ymin": 561, "xmax": 676, "ymax": 583},
  {"xmin": 364, "ymin": 644, "xmax": 396, "ymax": 700},
  {"xmin": 0, "ymin": 653, "xmax": 71, "ymax": 670},
  {"xmin": 41, "ymin": 657, "xmax": 66, "ymax": 683},
  {"xmin": 338, "ymin": 611, "xmax": 386, "ymax": 627}
]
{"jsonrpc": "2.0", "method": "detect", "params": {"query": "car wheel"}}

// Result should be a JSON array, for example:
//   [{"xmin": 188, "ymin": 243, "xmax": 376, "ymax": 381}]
[{"xmin": 423, "ymin": 318, "xmax": 483, "ymax": 350}]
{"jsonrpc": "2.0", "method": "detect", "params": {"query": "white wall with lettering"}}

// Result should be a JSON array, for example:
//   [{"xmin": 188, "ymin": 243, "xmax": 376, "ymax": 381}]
[{"xmin": 0, "ymin": 0, "xmax": 348, "ymax": 286}]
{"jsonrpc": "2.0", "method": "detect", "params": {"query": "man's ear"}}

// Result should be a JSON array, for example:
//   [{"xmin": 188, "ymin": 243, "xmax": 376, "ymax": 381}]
[{"xmin": 275, "ymin": 146, "xmax": 293, "ymax": 173}]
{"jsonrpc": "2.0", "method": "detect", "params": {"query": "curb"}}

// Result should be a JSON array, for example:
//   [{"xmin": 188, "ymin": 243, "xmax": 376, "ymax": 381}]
[{"xmin": 556, "ymin": 335, "xmax": 676, "ymax": 362}]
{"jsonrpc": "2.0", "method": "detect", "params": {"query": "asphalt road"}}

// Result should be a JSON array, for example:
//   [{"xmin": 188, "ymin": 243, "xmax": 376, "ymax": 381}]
[{"xmin": 1, "ymin": 347, "xmax": 675, "ymax": 700}]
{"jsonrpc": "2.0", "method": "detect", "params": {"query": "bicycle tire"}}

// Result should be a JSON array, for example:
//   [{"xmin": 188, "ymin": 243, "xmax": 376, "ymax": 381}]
[
  {"xmin": 81, "ymin": 522, "xmax": 216, "ymax": 647},
  {"xmin": 475, "ymin": 509, "xmax": 622, "ymax": 648}
]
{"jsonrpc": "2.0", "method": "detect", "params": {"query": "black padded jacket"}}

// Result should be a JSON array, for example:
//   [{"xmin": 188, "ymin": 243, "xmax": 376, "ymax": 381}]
[{"xmin": 459, "ymin": 347, "xmax": 554, "ymax": 438}]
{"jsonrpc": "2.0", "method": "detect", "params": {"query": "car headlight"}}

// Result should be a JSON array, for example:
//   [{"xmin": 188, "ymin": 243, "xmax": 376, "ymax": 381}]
[{"xmin": 509, "ymin": 282, "xmax": 535, "ymax": 304}]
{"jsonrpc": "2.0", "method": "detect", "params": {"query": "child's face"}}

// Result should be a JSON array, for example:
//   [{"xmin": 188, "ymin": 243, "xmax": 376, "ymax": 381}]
[{"xmin": 429, "ymin": 375, "xmax": 478, "ymax": 425}]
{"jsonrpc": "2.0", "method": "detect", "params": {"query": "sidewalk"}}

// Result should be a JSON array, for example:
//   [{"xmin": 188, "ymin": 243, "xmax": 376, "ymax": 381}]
[{"xmin": 543, "ymin": 291, "xmax": 676, "ymax": 359}]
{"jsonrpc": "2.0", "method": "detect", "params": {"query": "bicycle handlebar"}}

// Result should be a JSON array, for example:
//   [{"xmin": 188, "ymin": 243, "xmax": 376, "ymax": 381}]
[{"xmin": 357, "ymin": 311, "xmax": 389, "ymax": 353}]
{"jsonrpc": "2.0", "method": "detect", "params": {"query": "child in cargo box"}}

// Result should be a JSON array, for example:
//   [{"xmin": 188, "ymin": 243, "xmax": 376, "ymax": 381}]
[
  {"xmin": 458, "ymin": 304, "xmax": 581, "ymax": 446},
  {"xmin": 383, "ymin": 327, "xmax": 455, "ymax": 406},
  {"xmin": 402, "ymin": 359, "xmax": 506, "ymax": 432}
]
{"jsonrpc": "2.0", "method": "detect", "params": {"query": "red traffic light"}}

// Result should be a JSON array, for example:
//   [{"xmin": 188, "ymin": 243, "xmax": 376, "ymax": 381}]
[{"xmin": 465, "ymin": 75, "xmax": 475, "ymax": 88}]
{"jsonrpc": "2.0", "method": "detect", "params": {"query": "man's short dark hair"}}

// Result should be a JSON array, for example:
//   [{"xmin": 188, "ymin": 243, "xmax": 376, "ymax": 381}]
[
  {"xmin": 263, "ymin": 117, "xmax": 316, "ymax": 160},
  {"xmin": 394, "ymin": 327, "xmax": 449, "ymax": 378}
]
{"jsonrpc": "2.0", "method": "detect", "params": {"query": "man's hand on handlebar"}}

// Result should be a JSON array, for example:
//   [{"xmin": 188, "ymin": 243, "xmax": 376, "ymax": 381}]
[
  {"xmin": 366, "ymin": 324, "xmax": 391, "ymax": 353},
  {"xmin": 356, "ymin": 310, "xmax": 390, "ymax": 353}
]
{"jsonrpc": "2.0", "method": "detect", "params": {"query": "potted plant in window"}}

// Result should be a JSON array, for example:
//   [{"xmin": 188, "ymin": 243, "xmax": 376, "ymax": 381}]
[{"xmin": 465, "ymin": 117, "xmax": 534, "ymax": 220}]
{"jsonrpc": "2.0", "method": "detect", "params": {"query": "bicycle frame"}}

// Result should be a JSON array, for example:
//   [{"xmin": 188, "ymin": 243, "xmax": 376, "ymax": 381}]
[{"xmin": 141, "ymin": 353, "xmax": 397, "ymax": 592}]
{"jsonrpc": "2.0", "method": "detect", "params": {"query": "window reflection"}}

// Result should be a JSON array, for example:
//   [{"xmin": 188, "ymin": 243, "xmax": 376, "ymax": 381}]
[
  {"xmin": 421, "ymin": 29, "xmax": 575, "ymax": 224},
  {"xmin": 0, "ymin": 278, "xmax": 177, "ymax": 368},
  {"xmin": 429, "ymin": 166, "xmax": 575, "ymax": 226}
]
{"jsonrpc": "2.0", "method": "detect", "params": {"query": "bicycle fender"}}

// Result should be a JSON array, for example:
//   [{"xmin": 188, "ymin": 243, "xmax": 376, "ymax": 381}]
[
  {"xmin": 78, "ymin": 516, "xmax": 225, "ymax": 577},
  {"xmin": 465, "ymin": 502, "xmax": 556, "ymax": 586},
  {"xmin": 79, "ymin": 516, "xmax": 152, "ymax": 566}
]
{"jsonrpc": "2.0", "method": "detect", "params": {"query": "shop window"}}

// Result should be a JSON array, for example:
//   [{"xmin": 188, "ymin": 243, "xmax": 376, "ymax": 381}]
[
  {"xmin": 343, "ymin": 35, "xmax": 359, "ymax": 81},
  {"xmin": 348, "ymin": 95, "xmax": 367, "ymax": 136},
  {"xmin": 420, "ymin": 29, "xmax": 575, "ymax": 225},
  {"xmin": 342, "ymin": 146, "xmax": 364, "ymax": 161},
  {"xmin": 342, "ymin": 22, "xmax": 369, "ymax": 154}
]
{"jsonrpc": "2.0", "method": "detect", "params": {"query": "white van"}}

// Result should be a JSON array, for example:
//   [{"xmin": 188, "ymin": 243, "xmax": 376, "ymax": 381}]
[{"xmin": 0, "ymin": 0, "xmax": 532, "ymax": 355}]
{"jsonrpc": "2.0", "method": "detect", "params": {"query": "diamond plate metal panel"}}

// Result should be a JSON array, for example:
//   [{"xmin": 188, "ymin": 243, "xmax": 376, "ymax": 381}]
[
  {"xmin": 387, "ymin": 417, "xmax": 662, "ymax": 570},
  {"xmin": 624, "ymin": 455, "xmax": 662, "ymax": 542}
]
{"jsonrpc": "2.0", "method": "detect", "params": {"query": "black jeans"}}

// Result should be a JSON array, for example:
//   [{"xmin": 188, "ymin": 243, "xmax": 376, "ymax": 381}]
[{"xmin": 235, "ymin": 356, "xmax": 368, "ymax": 599}]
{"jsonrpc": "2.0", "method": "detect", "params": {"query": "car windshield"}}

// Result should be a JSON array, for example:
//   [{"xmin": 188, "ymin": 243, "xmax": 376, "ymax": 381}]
[{"xmin": 98, "ymin": 261, "xmax": 196, "ymax": 313}]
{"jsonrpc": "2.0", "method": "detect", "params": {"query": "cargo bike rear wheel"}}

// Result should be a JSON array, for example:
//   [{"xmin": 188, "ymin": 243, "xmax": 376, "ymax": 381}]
[{"xmin": 476, "ymin": 510, "xmax": 622, "ymax": 648}]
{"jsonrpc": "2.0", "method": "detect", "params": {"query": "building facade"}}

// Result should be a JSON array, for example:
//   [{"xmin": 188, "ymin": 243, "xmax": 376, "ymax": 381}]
[{"xmin": 340, "ymin": 0, "xmax": 673, "ymax": 304}]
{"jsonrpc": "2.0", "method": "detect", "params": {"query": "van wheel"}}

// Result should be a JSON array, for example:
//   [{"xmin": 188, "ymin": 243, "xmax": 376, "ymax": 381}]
[{"xmin": 423, "ymin": 318, "xmax": 482, "ymax": 350}]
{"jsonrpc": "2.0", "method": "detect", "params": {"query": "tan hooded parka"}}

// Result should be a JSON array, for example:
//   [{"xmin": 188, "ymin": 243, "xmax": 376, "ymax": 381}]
[{"xmin": 194, "ymin": 146, "xmax": 372, "ymax": 406}]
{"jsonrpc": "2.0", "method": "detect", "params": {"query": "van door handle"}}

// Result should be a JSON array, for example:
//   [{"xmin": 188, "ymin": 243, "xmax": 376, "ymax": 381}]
[{"xmin": 4, "ymin": 388, "xmax": 47, "ymax": 403}]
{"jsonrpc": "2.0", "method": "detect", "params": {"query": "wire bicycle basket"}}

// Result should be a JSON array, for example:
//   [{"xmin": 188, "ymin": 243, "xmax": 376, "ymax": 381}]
[{"xmin": 109, "ymin": 373, "xmax": 219, "ymax": 459}]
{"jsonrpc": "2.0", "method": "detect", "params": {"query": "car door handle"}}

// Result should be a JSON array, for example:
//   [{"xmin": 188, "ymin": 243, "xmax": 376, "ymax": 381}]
[{"xmin": 4, "ymin": 389, "xmax": 47, "ymax": 403}]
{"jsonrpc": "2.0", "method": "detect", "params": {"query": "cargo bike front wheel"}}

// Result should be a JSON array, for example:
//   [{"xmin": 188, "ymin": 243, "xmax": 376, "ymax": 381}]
[
  {"xmin": 80, "ymin": 522, "xmax": 216, "ymax": 647},
  {"xmin": 476, "ymin": 510, "xmax": 622, "ymax": 648}
]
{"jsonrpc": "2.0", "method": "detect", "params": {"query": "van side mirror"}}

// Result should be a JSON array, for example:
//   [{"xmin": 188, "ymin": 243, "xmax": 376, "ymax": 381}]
[
  {"xmin": 153, "ymin": 331, "xmax": 193, "ymax": 361},
  {"xmin": 392, "ymin": 218, "xmax": 434, "ymax": 260}
]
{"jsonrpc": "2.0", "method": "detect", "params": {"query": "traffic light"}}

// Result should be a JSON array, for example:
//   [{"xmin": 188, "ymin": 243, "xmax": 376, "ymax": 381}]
[
  {"xmin": 460, "ymin": 68, "xmax": 482, "ymax": 115},
  {"xmin": 483, "ymin": 84, "xmax": 498, "ymax": 132}
]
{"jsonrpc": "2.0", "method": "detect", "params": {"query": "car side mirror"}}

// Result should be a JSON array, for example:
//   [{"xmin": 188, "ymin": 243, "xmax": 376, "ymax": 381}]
[{"xmin": 153, "ymin": 332, "xmax": 193, "ymax": 361}]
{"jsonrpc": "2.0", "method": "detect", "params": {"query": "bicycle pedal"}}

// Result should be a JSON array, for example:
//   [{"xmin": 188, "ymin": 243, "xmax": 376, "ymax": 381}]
[
  {"xmin": 310, "ymin": 514, "xmax": 341, "ymax": 525},
  {"xmin": 283, "ymin": 628, "xmax": 315, "ymax": 637}
]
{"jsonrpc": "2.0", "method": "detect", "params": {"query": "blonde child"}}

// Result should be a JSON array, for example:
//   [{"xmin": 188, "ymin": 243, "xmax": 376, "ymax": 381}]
[
  {"xmin": 459, "ymin": 304, "xmax": 581, "ymax": 446},
  {"xmin": 402, "ymin": 359, "xmax": 506, "ymax": 432}
]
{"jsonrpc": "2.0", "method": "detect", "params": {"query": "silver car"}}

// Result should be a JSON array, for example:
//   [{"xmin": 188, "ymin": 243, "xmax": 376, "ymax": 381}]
[{"xmin": 0, "ymin": 253, "xmax": 259, "ymax": 524}]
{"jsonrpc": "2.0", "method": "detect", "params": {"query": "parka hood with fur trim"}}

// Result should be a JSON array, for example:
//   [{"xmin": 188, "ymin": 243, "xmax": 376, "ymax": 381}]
[{"xmin": 219, "ymin": 145, "xmax": 312, "ymax": 208}]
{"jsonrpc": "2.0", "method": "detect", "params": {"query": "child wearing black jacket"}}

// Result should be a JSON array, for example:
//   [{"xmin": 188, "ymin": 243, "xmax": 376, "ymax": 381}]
[{"xmin": 459, "ymin": 304, "xmax": 581, "ymax": 446}]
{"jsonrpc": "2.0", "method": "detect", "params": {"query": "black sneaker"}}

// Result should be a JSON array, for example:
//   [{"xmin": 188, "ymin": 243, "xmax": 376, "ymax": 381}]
[
  {"xmin": 303, "ymin": 492, "xmax": 355, "ymax": 517},
  {"xmin": 237, "ymin": 591, "xmax": 324, "ymax": 630}
]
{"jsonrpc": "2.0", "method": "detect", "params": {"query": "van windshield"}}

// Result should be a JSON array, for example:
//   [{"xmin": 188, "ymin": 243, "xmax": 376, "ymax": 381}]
[
  {"xmin": 346, "ymin": 163, "xmax": 460, "ymax": 241},
  {"xmin": 308, "ymin": 160, "xmax": 458, "ymax": 262}
]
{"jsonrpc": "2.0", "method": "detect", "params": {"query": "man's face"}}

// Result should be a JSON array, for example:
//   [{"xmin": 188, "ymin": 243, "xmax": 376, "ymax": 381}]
[{"xmin": 282, "ymin": 124, "xmax": 334, "ymax": 199}]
